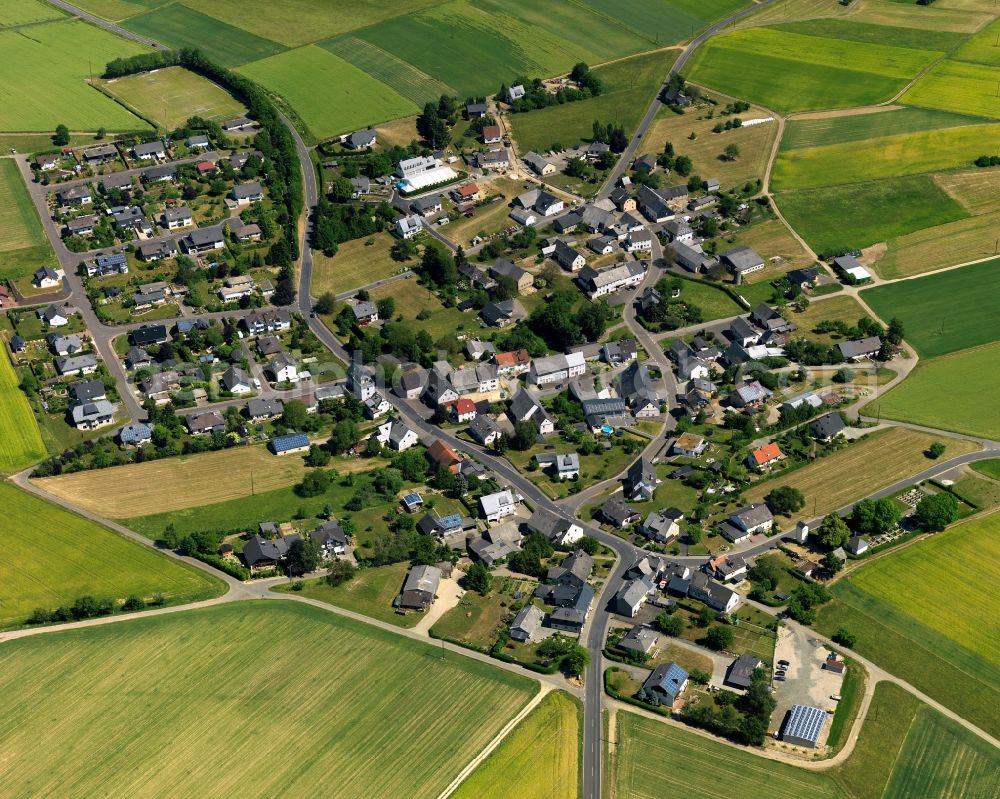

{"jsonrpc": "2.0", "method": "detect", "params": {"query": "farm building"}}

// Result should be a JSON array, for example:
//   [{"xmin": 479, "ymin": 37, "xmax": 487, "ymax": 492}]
[{"xmin": 781, "ymin": 704, "xmax": 827, "ymax": 748}]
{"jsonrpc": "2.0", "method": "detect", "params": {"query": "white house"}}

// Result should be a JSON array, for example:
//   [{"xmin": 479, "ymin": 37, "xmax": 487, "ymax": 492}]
[
  {"xmin": 266, "ymin": 352, "xmax": 298, "ymax": 383},
  {"xmin": 395, "ymin": 214, "xmax": 422, "ymax": 239},
  {"xmin": 529, "ymin": 351, "xmax": 587, "ymax": 385},
  {"xmin": 480, "ymin": 489, "xmax": 518, "ymax": 523},
  {"xmin": 376, "ymin": 418, "xmax": 419, "ymax": 451},
  {"xmin": 625, "ymin": 229, "xmax": 654, "ymax": 253}
]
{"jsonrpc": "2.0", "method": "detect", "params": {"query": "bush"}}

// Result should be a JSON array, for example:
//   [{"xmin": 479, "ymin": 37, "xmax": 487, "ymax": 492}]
[
  {"xmin": 295, "ymin": 468, "xmax": 333, "ymax": 497},
  {"xmin": 705, "ymin": 624, "xmax": 734, "ymax": 650},
  {"xmin": 832, "ymin": 627, "xmax": 857, "ymax": 648}
]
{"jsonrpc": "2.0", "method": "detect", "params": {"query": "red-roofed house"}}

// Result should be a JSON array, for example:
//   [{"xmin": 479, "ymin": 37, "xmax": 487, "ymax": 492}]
[
  {"xmin": 748, "ymin": 442, "xmax": 784, "ymax": 470},
  {"xmin": 427, "ymin": 439, "xmax": 462, "ymax": 474},
  {"xmin": 495, "ymin": 348, "xmax": 531, "ymax": 376},
  {"xmin": 482, "ymin": 125, "xmax": 502, "ymax": 145},
  {"xmin": 450, "ymin": 397, "xmax": 477, "ymax": 422},
  {"xmin": 454, "ymin": 183, "xmax": 481, "ymax": 202},
  {"xmin": 197, "ymin": 160, "xmax": 217, "ymax": 175}
]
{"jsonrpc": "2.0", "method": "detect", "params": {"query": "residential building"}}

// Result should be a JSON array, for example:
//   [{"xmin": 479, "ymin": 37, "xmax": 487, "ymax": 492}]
[
  {"xmin": 846, "ymin": 535, "xmax": 869, "ymax": 556},
  {"xmin": 468, "ymin": 522, "xmax": 522, "ymax": 565},
  {"xmin": 548, "ymin": 584, "xmax": 593, "ymax": 632},
  {"xmin": 54, "ymin": 354, "xmax": 97, "ymax": 376},
  {"xmin": 395, "ymin": 214, "xmax": 422, "ymax": 239},
  {"xmin": 478, "ymin": 148, "xmax": 510, "ymax": 170},
  {"xmin": 577, "ymin": 261, "xmax": 645, "ymax": 298},
  {"xmin": 588, "ymin": 235, "xmax": 615, "ymax": 255},
  {"xmin": 186, "ymin": 410, "xmax": 226, "ymax": 436},
  {"xmin": 663, "ymin": 218, "xmax": 694, "ymax": 243},
  {"xmin": 617, "ymin": 361, "xmax": 660, "ymax": 417},
  {"xmin": 186, "ymin": 134, "xmax": 210, "ymax": 150},
  {"xmin": 725, "ymin": 654, "xmax": 763, "ymax": 689},
  {"xmin": 119, "ymin": 422, "xmax": 153, "ymax": 446},
  {"xmin": 397, "ymin": 155, "xmax": 437, "ymax": 180},
  {"xmin": 706, "ymin": 554, "xmax": 747, "ymax": 582},
  {"xmin": 243, "ymin": 534, "xmax": 295, "ymax": 572},
  {"xmin": 65, "ymin": 214, "xmax": 98, "ymax": 237},
  {"xmin": 450, "ymin": 397, "xmax": 477, "ymax": 423},
  {"xmin": 687, "ymin": 571, "xmax": 740, "ymax": 613},
  {"xmin": 346, "ymin": 128, "xmax": 377, "ymax": 149},
  {"xmin": 58, "ymin": 185, "xmax": 92, "ymax": 207},
  {"xmin": 509, "ymin": 605, "xmax": 545, "ymax": 643},
  {"xmin": 70, "ymin": 399, "xmax": 117, "ymax": 430},
  {"xmin": 39, "ymin": 304, "xmax": 70, "ymax": 327},
  {"xmin": 642, "ymin": 509, "xmax": 681, "ymax": 544},
  {"xmin": 376, "ymin": 417, "xmax": 419, "ymax": 451},
  {"xmin": 625, "ymin": 229, "xmax": 654, "ymax": 252},
  {"xmin": 468, "ymin": 414, "xmax": 502, "ymax": 447},
  {"xmin": 479, "ymin": 489, "xmax": 518, "ymax": 523},
  {"xmin": 601, "ymin": 498, "xmax": 640, "ymax": 528},
  {"xmin": 138, "ymin": 240, "xmax": 177, "ymax": 261},
  {"xmin": 729, "ymin": 504, "xmax": 774, "ymax": 536},
  {"xmin": 33, "ymin": 266, "xmax": 62, "ymax": 289},
  {"xmin": 672, "ymin": 433, "xmax": 707, "ymax": 458},
  {"xmin": 619, "ymin": 625, "xmax": 659, "ymax": 657},
  {"xmin": 454, "ymin": 182, "xmax": 480, "ymax": 203},
  {"xmin": 581, "ymin": 397, "xmax": 631, "ymax": 432},
  {"xmin": 548, "ymin": 550, "xmax": 593, "ymax": 588},
  {"xmin": 534, "ymin": 191, "xmax": 563, "ymax": 216},
  {"xmin": 161, "ymin": 206, "xmax": 193, "ymax": 229},
  {"xmin": 729, "ymin": 379, "xmax": 772, "ymax": 408},
  {"xmin": 427, "ymin": 439, "xmax": 462, "ymax": 474},
  {"xmin": 508, "ymin": 388, "xmax": 555, "ymax": 434},
  {"xmin": 132, "ymin": 141, "xmax": 165, "ymax": 160},
  {"xmin": 601, "ymin": 339, "xmax": 638, "ymax": 366},
  {"xmin": 810, "ymin": 412, "xmax": 847, "ymax": 442},
  {"xmin": 489, "ymin": 258, "xmax": 533, "ymax": 294},
  {"xmin": 495, "ymin": 348, "xmax": 531, "ymax": 376},
  {"xmin": 748, "ymin": 442, "xmax": 784, "ymax": 470},
  {"xmin": 526, "ymin": 507, "xmax": 583, "ymax": 546},
  {"xmin": 221, "ymin": 365, "xmax": 254, "ymax": 394},
  {"xmin": 642, "ymin": 662, "xmax": 688, "ymax": 705},
  {"xmin": 838, "ymin": 337, "xmax": 882, "ymax": 361},
  {"xmin": 614, "ymin": 577, "xmax": 654, "ymax": 617},
  {"xmin": 466, "ymin": 102, "xmax": 487, "ymax": 118},
  {"xmin": 67, "ymin": 379, "xmax": 105, "ymax": 404},
  {"xmin": 554, "ymin": 240, "xmax": 586, "ymax": 271},
  {"xmin": 465, "ymin": 339, "xmax": 495, "ymax": 361},
  {"xmin": 312, "ymin": 522, "xmax": 348, "ymax": 559},
  {"xmin": 181, "ymin": 226, "xmax": 225, "ymax": 255},
  {"xmin": 351, "ymin": 300, "xmax": 379, "ymax": 326},
  {"xmin": 223, "ymin": 116, "xmax": 255, "ymax": 132},
  {"xmin": 82, "ymin": 143, "xmax": 118, "ymax": 163},
  {"xmin": 246, "ymin": 397, "xmax": 284, "ymax": 421},
  {"xmin": 231, "ymin": 182, "xmax": 264, "ymax": 205},
  {"xmin": 624, "ymin": 457, "xmax": 657, "ymax": 501},
  {"xmin": 610, "ymin": 187, "xmax": 636, "ymax": 212},
  {"xmin": 244, "ymin": 308, "xmax": 291, "ymax": 335},
  {"xmin": 399, "ymin": 564, "xmax": 441, "ymax": 609},
  {"xmin": 535, "ymin": 452, "xmax": 580, "ymax": 479},
  {"xmin": 364, "ymin": 391, "xmax": 391, "ymax": 418},
  {"xmin": 139, "ymin": 370, "xmax": 180, "ymax": 401},
  {"xmin": 522, "ymin": 151, "xmax": 557, "ymax": 176},
  {"xmin": 720, "ymin": 246, "xmax": 765, "ymax": 281},
  {"xmin": 141, "ymin": 164, "xmax": 177, "ymax": 183},
  {"xmin": 411, "ymin": 194, "xmax": 442, "ymax": 217},
  {"xmin": 528, "ymin": 352, "xmax": 586, "ymax": 385},
  {"xmin": 350, "ymin": 176, "xmax": 370, "ymax": 198},
  {"xmin": 48, "ymin": 333, "xmax": 83, "ymax": 356}
]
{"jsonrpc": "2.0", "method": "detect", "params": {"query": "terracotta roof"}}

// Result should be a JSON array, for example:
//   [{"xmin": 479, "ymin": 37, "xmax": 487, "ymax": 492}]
[
  {"xmin": 427, "ymin": 439, "xmax": 460, "ymax": 467},
  {"xmin": 454, "ymin": 398, "xmax": 476, "ymax": 414},
  {"xmin": 496, "ymin": 349, "xmax": 530, "ymax": 367},
  {"xmin": 750, "ymin": 442, "xmax": 783, "ymax": 465},
  {"xmin": 457, "ymin": 183, "xmax": 480, "ymax": 198}
]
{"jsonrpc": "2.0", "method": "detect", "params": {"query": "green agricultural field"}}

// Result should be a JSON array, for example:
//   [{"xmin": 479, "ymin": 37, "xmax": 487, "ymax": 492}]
[
  {"xmin": 971, "ymin": 458, "xmax": 1000, "ymax": 481},
  {"xmin": 0, "ymin": 351, "xmax": 45, "ymax": 473},
  {"xmin": 861, "ymin": 258, "xmax": 1000, "ymax": 357},
  {"xmin": 772, "ymin": 124, "xmax": 1000, "ymax": 190},
  {"xmin": 901, "ymin": 59, "xmax": 1000, "ymax": 119},
  {"xmin": 850, "ymin": 512, "xmax": 1000, "ymax": 665},
  {"xmin": 863, "ymin": 343, "xmax": 1000, "ymax": 441},
  {"xmin": 0, "ymin": 19, "xmax": 150, "ymax": 132},
  {"xmin": 850, "ymin": 0, "xmax": 994, "ymax": 35},
  {"xmin": 123, "ymin": 4, "xmax": 286, "ymax": 67},
  {"xmin": 582, "ymin": 0, "xmax": 750, "ymax": 42},
  {"xmin": 772, "ymin": 17, "xmax": 969, "ymax": 52},
  {"xmin": 511, "ymin": 50, "xmax": 678, "ymax": 154},
  {"xmin": 0, "ymin": 482, "xmax": 221, "ymax": 628},
  {"xmin": 874, "ymin": 209, "xmax": 1000, "ymax": 279},
  {"xmin": 98, "ymin": 67, "xmax": 246, "ymax": 130},
  {"xmin": 952, "ymin": 17, "xmax": 1000, "ymax": 66},
  {"xmin": 686, "ymin": 27, "xmax": 938, "ymax": 113},
  {"xmin": 453, "ymin": 691, "xmax": 580, "ymax": 799},
  {"xmin": 320, "ymin": 36, "xmax": 457, "ymax": 107},
  {"xmin": 614, "ymin": 682, "xmax": 999, "ymax": 798},
  {"xmin": 355, "ymin": 1, "xmax": 595, "ymax": 98},
  {"xmin": 239, "ymin": 46, "xmax": 417, "ymax": 140},
  {"xmin": 0, "ymin": 601, "xmax": 536, "ymax": 797},
  {"xmin": 0, "ymin": 0, "xmax": 65, "ymax": 26},
  {"xmin": 64, "ymin": 0, "xmax": 166, "ymax": 23},
  {"xmin": 0, "ymin": 159, "xmax": 59, "ymax": 283},
  {"xmin": 779, "ymin": 107, "xmax": 990, "ymax": 151},
  {"xmin": 774, "ymin": 175, "xmax": 968, "ymax": 255}
]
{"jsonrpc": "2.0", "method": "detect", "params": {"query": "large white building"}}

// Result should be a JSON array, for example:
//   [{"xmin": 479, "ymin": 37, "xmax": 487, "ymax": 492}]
[
  {"xmin": 529, "ymin": 352, "xmax": 587, "ymax": 385},
  {"xmin": 577, "ymin": 261, "xmax": 646, "ymax": 299}
]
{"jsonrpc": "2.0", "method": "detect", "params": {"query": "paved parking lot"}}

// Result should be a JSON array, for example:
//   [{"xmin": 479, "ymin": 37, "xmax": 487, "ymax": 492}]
[{"xmin": 769, "ymin": 624, "xmax": 845, "ymax": 743}]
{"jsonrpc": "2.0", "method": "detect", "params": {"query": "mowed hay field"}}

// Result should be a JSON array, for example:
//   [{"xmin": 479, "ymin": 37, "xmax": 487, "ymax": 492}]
[
  {"xmin": 873, "ymin": 208, "xmax": 1000, "ymax": 278},
  {"xmin": 98, "ymin": 67, "xmax": 246, "ymax": 129},
  {"xmin": 238, "ymin": 46, "xmax": 417, "ymax": 140},
  {"xmin": 0, "ymin": 601, "xmax": 537, "ymax": 798},
  {"xmin": 510, "ymin": 50, "xmax": 678, "ymax": 154},
  {"xmin": 614, "ymin": 683, "xmax": 999, "ymax": 798},
  {"xmin": 0, "ymin": 159, "xmax": 59, "ymax": 283},
  {"xmin": 742, "ymin": 428, "xmax": 979, "ymax": 524},
  {"xmin": 864, "ymin": 343, "xmax": 1000, "ymax": 441},
  {"xmin": 902, "ymin": 59, "xmax": 1000, "ymax": 119},
  {"xmin": 774, "ymin": 174, "xmax": 968, "ymax": 255},
  {"xmin": 0, "ymin": 351, "xmax": 45, "ymax": 473},
  {"xmin": 0, "ymin": 19, "xmax": 151, "ymax": 132},
  {"xmin": 861, "ymin": 258, "xmax": 1000, "ymax": 357},
  {"xmin": 32, "ymin": 443, "xmax": 322, "ymax": 517},
  {"xmin": 772, "ymin": 124, "xmax": 1000, "ymax": 190},
  {"xmin": 452, "ymin": 691, "xmax": 580, "ymax": 799},
  {"xmin": 311, "ymin": 232, "xmax": 408, "ymax": 296},
  {"xmin": 685, "ymin": 27, "xmax": 938, "ymax": 113},
  {"xmin": 849, "ymin": 511, "xmax": 1000, "ymax": 665},
  {"xmin": 0, "ymin": 482, "xmax": 220, "ymax": 628}
]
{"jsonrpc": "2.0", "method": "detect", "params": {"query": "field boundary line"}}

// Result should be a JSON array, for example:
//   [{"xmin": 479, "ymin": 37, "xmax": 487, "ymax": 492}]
[{"xmin": 435, "ymin": 684, "xmax": 553, "ymax": 799}]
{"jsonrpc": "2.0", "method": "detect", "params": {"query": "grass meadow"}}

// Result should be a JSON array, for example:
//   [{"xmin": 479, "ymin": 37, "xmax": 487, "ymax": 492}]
[
  {"xmin": 510, "ymin": 50, "xmax": 678, "ymax": 153},
  {"xmin": 772, "ymin": 124, "xmax": 1000, "ymax": 190},
  {"xmin": 0, "ymin": 482, "xmax": 221, "ymax": 628},
  {"xmin": 614, "ymin": 681, "xmax": 998, "ymax": 798},
  {"xmin": 861, "ymin": 258, "xmax": 1000, "ymax": 357},
  {"xmin": 0, "ymin": 351, "xmax": 45, "ymax": 473},
  {"xmin": 850, "ymin": 0, "xmax": 994, "ymax": 35},
  {"xmin": 901, "ymin": 59, "xmax": 1000, "ymax": 119},
  {"xmin": 311, "ymin": 232, "xmax": 409, "ymax": 296},
  {"xmin": 0, "ymin": 0, "xmax": 65, "ymax": 26},
  {"xmin": 238, "ymin": 46, "xmax": 417, "ymax": 140},
  {"xmin": 98, "ymin": 67, "xmax": 246, "ymax": 129},
  {"xmin": 774, "ymin": 175, "xmax": 968, "ymax": 255},
  {"xmin": 452, "ymin": 690, "xmax": 580, "ymax": 799},
  {"xmin": 863, "ymin": 342, "xmax": 1000, "ymax": 441},
  {"xmin": 772, "ymin": 16, "xmax": 969, "ymax": 52},
  {"xmin": 779, "ymin": 107, "xmax": 989, "ymax": 151},
  {"xmin": 0, "ymin": 20, "xmax": 150, "ymax": 132},
  {"xmin": 685, "ymin": 27, "xmax": 938, "ymax": 113},
  {"xmin": 953, "ymin": 17, "xmax": 1000, "ymax": 66},
  {"xmin": 742, "ymin": 428, "xmax": 978, "ymax": 524},
  {"xmin": 579, "ymin": 0, "xmax": 750, "ymax": 44},
  {"xmin": 0, "ymin": 159, "xmax": 59, "ymax": 283},
  {"xmin": 123, "ymin": 4, "xmax": 286, "ymax": 67},
  {"xmin": 274, "ymin": 562, "xmax": 419, "ymax": 628},
  {"xmin": 0, "ymin": 601, "xmax": 537, "ymax": 797}
]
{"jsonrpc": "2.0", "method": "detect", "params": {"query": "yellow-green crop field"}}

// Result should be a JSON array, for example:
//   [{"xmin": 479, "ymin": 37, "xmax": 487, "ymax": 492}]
[
  {"xmin": 772, "ymin": 124, "xmax": 1000, "ymax": 190},
  {"xmin": 0, "ymin": 349, "xmax": 45, "ymax": 473},
  {"xmin": 0, "ymin": 158, "xmax": 59, "ymax": 282},
  {"xmin": 0, "ymin": 482, "xmax": 221, "ymax": 628},
  {"xmin": 902, "ymin": 59, "xmax": 1000, "ymax": 119},
  {"xmin": 953, "ymin": 17, "xmax": 1000, "ymax": 66},
  {"xmin": 453, "ymin": 691, "xmax": 580, "ymax": 799},
  {"xmin": 0, "ymin": 0, "xmax": 64, "ymax": 26},
  {"xmin": 0, "ymin": 601, "xmax": 536, "ymax": 798}
]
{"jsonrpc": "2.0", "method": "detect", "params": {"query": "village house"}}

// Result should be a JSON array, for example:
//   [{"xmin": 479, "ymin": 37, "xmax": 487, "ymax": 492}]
[
  {"xmin": 395, "ymin": 214, "xmax": 423, "ymax": 239},
  {"xmin": 489, "ymin": 258, "xmax": 533, "ymax": 294},
  {"xmin": 468, "ymin": 414, "xmax": 502, "ymax": 448},
  {"xmin": 642, "ymin": 508, "xmax": 682, "ymax": 544},
  {"xmin": 186, "ymin": 410, "xmax": 226, "ymax": 436},
  {"xmin": 427, "ymin": 439, "xmax": 462, "ymax": 474},
  {"xmin": 748, "ymin": 442, "xmax": 784, "ymax": 470},
  {"xmin": 132, "ymin": 141, "xmax": 165, "ymax": 160},
  {"xmin": 346, "ymin": 128, "xmax": 377, "ymax": 149},
  {"xmin": 522, "ymin": 151, "xmax": 557, "ymax": 176},
  {"xmin": 601, "ymin": 497, "xmax": 641, "ymax": 528},
  {"xmin": 495, "ymin": 348, "xmax": 531, "ymax": 376},
  {"xmin": 231, "ymin": 182, "xmax": 264, "ymax": 206},
  {"xmin": 33, "ymin": 266, "xmax": 62, "ymax": 289},
  {"xmin": 641, "ymin": 662, "xmax": 688, "ymax": 705},
  {"xmin": 508, "ymin": 388, "xmax": 555, "ymax": 434},
  {"xmin": 399, "ymin": 564, "xmax": 442, "ymax": 609},
  {"xmin": 375, "ymin": 417, "xmax": 419, "ymax": 451},
  {"xmin": 577, "ymin": 261, "xmax": 645, "ymax": 299},
  {"xmin": 529, "ymin": 351, "xmax": 586, "ymax": 385}
]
